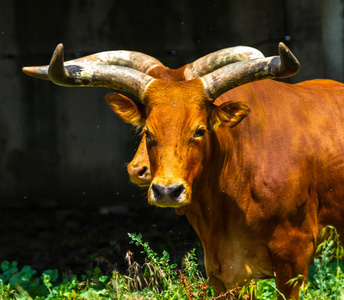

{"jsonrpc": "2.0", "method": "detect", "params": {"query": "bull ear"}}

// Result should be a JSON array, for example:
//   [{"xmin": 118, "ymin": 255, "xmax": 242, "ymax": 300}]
[
  {"xmin": 211, "ymin": 101, "xmax": 250, "ymax": 128},
  {"xmin": 106, "ymin": 92, "xmax": 146, "ymax": 127}
]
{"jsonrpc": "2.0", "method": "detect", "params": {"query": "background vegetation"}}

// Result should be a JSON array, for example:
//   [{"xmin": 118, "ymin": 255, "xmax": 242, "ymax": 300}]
[{"xmin": 1, "ymin": 226, "xmax": 343, "ymax": 299}]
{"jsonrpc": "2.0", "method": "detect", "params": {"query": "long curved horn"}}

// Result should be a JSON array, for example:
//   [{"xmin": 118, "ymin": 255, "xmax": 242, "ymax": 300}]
[
  {"xmin": 201, "ymin": 42, "xmax": 300, "ymax": 100},
  {"xmin": 184, "ymin": 46, "xmax": 265, "ymax": 80},
  {"xmin": 22, "ymin": 44, "xmax": 165, "ymax": 80},
  {"xmin": 23, "ymin": 44, "xmax": 156, "ymax": 100}
]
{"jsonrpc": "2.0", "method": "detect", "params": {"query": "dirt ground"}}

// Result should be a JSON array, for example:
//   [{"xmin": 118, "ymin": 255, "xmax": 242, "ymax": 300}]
[{"xmin": 0, "ymin": 194, "xmax": 202, "ymax": 276}]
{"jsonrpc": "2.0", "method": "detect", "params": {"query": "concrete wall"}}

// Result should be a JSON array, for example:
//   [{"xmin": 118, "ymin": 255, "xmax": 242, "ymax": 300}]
[{"xmin": 0, "ymin": 0, "xmax": 343, "ymax": 205}]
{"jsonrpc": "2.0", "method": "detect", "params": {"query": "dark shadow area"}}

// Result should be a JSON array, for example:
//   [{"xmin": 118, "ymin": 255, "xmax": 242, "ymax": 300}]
[{"xmin": 0, "ymin": 194, "xmax": 202, "ymax": 276}]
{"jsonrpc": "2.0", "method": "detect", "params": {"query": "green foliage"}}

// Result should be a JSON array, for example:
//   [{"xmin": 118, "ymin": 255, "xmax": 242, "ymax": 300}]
[
  {"xmin": 179, "ymin": 248, "xmax": 213, "ymax": 299},
  {"xmin": 128, "ymin": 232, "xmax": 177, "ymax": 281},
  {"xmin": 296, "ymin": 225, "xmax": 344, "ymax": 300},
  {"xmin": 0, "ymin": 260, "xmax": 48, "ymax": 298},
  {"xmin": 0, "ymin": 227, "xmax": 343, "ymax": 299},
  {"xmin": 0, "ymin": 260, "xmax": 112, "ymax": 299},
  {"xmin": 0, "ymin": 233, "xmax": 211, "ymax": 299},
  {"xmin": 126, "ymin": 232, "xmax": 212, "ymax": 299},
  {"xmin": 256, "ymin": 279, "xmax": 278, "ymax": 299}
]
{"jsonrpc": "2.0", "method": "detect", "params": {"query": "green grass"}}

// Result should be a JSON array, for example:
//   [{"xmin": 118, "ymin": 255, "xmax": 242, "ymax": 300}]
[{"xmin": 0, "ymin": 226, "xmax": 343, "ymax": 299}]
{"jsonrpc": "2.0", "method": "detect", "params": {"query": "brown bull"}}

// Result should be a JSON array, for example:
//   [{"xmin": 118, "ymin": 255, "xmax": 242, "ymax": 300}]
[{"xmin": 23, "ymin": 43, "xmax": 344, "ymax": 299}]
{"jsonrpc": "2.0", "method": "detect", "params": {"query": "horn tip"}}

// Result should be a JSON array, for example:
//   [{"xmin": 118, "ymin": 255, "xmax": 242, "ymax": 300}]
[
  {"xmin": 22, "ymin": 66, "xmax": 31, "ymax": 75},
  {"xmin": 278, "ymin": 42, "xmax": 300, "ymax": 77},
  {"xmin": 278, "ymin": 42, "xmax": 287, "ymax": 49},
  {"xmin": 22, "ymin": 66, "xmax": 49, "ymax": 80},
  {"xmin": 278, "ymin": 42, "xmax": 292, "ymax": 57},
  {"xmin": 22, "ymin": 66, "xmax": 39, "ymax": 76},
  {"xmin": 56, "ymin": 43, "xmax": 64, "ymax": 50},
  {"xmin": 52, "ymin": 43, "xmax": 64, "ymax": 58}
]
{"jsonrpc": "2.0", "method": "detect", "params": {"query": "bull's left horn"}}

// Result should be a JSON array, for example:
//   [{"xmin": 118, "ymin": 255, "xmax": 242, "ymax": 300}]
[
  {"xmin": 184, "ymin": 46, "xmax": 265, "ymax": 80},
  {"xmin": 201, "ymin": 42, "xmax": 300, "ymax": 100}
]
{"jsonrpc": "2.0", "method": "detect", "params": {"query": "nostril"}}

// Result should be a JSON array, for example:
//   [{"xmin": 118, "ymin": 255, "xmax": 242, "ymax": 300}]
[
  {"xmin": 168, "ymin": 184, "xmax": 185, "ymax": 199},
  {"xmin": 152, "ymin": 184, "xmax": 162, "ymax": 200},
  {"xmin": 138, "ymin": 166, "xmax": 148, "ymax": 178}
]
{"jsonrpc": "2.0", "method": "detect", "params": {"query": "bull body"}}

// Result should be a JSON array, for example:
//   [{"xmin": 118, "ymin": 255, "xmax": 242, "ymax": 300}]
[{"xmin": 173, "ymin": 79, "xmax": 344, "ymax": 296}]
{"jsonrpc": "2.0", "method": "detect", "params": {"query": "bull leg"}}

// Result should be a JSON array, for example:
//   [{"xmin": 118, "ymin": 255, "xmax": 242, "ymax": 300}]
[
  {"xmin": 272, "ymin": 256, "xmax": 309, "ymax": 300},
  {"xmin": 270, "ymin": 229, "xmax": 315, "ymax": 300}
]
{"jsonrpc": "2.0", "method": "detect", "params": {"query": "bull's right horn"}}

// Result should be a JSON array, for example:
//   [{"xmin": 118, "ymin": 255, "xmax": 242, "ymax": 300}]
[
  {"xmin": 22, "ymin": 44, "xmax": 165, "ymax": 81},
  {"xmin": 23, "ymin": 43, "xmax": 156, "ymax": 100}
]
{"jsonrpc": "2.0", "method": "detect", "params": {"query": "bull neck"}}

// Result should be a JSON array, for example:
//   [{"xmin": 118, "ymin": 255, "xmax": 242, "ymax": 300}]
[{"xmin": 174, "ymin": 126, "xmax": 245, "ymax": 233}]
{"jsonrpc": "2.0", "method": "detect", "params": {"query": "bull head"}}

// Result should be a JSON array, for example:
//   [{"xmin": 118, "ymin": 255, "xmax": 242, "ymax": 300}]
[{"xmin": 23, "ymin": 43, "xmax": 299, "ymax": 208}]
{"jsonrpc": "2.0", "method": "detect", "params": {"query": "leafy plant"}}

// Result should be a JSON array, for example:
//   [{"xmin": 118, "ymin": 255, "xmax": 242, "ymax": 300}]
[
  {"xmin": 294, "ymin": 225, "xmax": 344, "ymax": 300},
  {"xmin": 0, "ymin": 260, "xmax": 50, "ymax": 297},
  {"xmin": 127, "ymin": 232, "xmax": 214, "ymax": 299},
  {"xmin": 127, "ymin": 232, "xmax": 177, "ymax": 291},
  {"xmin": 179, "ymin": 248, "xmax": 213, "ymax": 299}
]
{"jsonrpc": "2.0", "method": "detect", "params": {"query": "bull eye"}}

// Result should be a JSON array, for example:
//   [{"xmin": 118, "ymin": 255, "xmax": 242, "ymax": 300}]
[{"xmin": 193, "ymin": 128, "xmax": 206, "ymax": 139}]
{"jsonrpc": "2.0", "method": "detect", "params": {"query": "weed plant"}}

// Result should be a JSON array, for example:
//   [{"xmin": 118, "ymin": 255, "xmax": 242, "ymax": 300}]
[
  {"xmin": 0, "ymin": 226, "xmax": 343, "ymax": 299},
  {"xmin": 291, "ymin": 225, "xmax": 344, "ymax": 300}
]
